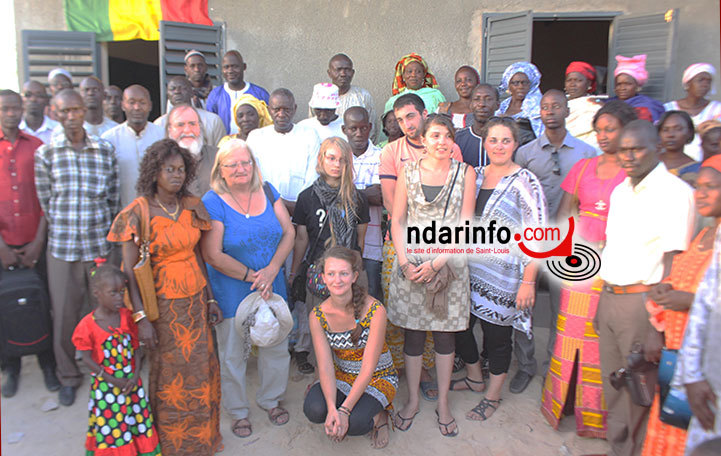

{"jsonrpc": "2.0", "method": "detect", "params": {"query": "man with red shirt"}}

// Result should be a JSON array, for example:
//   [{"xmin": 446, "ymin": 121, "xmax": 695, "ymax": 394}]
[{"xmin": 0, "ymin": 89, "xmax": 60, "ymax": 397}]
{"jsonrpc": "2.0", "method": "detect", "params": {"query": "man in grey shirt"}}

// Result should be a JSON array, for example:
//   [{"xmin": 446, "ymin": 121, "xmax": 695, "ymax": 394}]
[{"xmin": 511, "ymin": 89, "xmax": 596, "ymax": 393}]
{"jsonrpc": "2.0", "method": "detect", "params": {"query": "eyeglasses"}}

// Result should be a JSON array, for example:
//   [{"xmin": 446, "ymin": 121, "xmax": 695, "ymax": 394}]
[
  {"xmin": 550, "ymin": 148, "xmax": 561, "ymax": 175},
  {"xmin": 222, "ymin": 161, "xmax": 252, "ymax": 169}
]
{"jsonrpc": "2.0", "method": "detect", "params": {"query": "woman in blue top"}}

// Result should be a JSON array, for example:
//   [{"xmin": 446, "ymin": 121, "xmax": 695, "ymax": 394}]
[{"xmin": 201, "ymin": 138, "xmax": 295, "ymax": 438}]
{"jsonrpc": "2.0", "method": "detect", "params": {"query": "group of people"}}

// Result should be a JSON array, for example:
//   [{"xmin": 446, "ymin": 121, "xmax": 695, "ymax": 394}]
[{"xmin": 1, "ymin": 45, "xmax": 721, "ymax": 456}]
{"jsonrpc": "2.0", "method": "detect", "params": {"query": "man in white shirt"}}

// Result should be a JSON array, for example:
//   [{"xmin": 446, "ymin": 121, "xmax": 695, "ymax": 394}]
[
  {"xmin": 155, "ymin": 76, "xmax": 226, "ymax": 146},
  {"xmin": 78, "ymin": 77, "xmax": 118, "ymax": 137},
  {"xmin": 102, "ymin": 85, "xmax": 164, "ymax": 207},
  {"xmin": 598, "ymin": 120, "xmax": 695, "ymax": 456},
  {"xmin": 327, "ymin": 53, "xmax": 379, "ymax": 142},
  {"xmin": 343, "ymin": 106, "xmax": 383, "ymax": 300},
  {"xmin": 19, "ymin": 81, "xmax": 58, "ymax": 144},
  {"xmin": 247, "ymin": 88, "xmax": 320, "ymax": 216},
  {"xmin": 298, "ymin": 83, "xmax": 346, "ymax": 141}
]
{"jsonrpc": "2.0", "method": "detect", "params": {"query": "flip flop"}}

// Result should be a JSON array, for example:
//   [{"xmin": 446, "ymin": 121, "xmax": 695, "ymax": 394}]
[
  {"xmin": 393, "ymin": 410, "xmax": 419, "ymax": 432},
  {"xmin": 420, "ymin": 381, "xmax": 438, "ymax": 401},
  {"xmin": 435, "ymin": 410, "xmax": 458, "ymax": 437}
]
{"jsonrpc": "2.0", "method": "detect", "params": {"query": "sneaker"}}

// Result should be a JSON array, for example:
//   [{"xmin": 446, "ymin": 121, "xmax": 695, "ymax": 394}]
[
  {"xmin": 509, "ymin": 371, "xmax": 533, "ymax": 394},
  {"xmin": 42, "ymin": 367, "xmax": 61, "ymax": 392},
  {"xmin": 58, "ymin": 386, "xmax": 76, "ymax": 406},
  {"xmin": 1, "ymin": 372, "xmax": 19, "ymax": 398},
  {"xmin": 295, "ymin": 351, "xmax": 314, "ymax": 374}
]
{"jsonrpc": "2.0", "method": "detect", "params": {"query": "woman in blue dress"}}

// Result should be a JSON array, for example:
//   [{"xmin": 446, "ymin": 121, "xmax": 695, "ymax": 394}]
[{"xmin": 200, "ymin": 139, "xmax": 296, "ymax": 438}]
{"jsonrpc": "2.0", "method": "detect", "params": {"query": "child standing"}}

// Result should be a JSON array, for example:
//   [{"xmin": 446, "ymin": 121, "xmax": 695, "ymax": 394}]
[{"xmin": 72, "ymin": 264, "xmax": 161, "ymax": 455}]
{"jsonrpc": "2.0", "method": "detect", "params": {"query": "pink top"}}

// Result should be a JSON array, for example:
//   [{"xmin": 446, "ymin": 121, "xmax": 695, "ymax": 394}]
[{"xmin": 560, "ymin": 155, "xmax": 627, "ymax": 242}]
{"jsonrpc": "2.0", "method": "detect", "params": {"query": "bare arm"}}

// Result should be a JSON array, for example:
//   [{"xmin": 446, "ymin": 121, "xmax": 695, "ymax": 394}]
[
  {"xmin": 356, "ymin": 223, "xmax": 367, "ymax": 256},
  {"xmin": 380, "ymin": 178, "xmax": 396, "ymax": 215},
  {"xmin": 389, "ymin": 173, "xmax": 409, "ymax": 265},
  {"xmin": 291, "ymin": 225, "xmax": 309, "ymax": 276},
  {"xmin": 200, "ymin": 221, "xmax": 255, "ymax": 281},
  {"xmin": 250, "ymin": 199, "xmax": 296, "ymax": 299},
  {"xmin": 309, "ymin": 309, "xmax": 337, "ymax": 411},
  {"xmin": 362, "ymin": 184, "xmax": 383, "ymax": 207},
  {"xmin": 556, "ymin": 191, "xmax": 575, "ymax": 225}
]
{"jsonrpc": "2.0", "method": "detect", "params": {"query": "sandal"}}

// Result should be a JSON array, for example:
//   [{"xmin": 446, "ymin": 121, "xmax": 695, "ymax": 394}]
[
  {"xmin": 466, "ymin": 397, "xmax": 502, "ymax": 422},
  {"xmin": 231, "ymin": 418, "xmax": 252, "ymax": 438},
  {"xmin": 435, "ymin": 410, "xmax": 458, "ymax": 437},
  {"xmin": 450, "ymin": 377, "xmax": 486, "ymax": 392},
  {"xmin": 392, "ymin": 410, "xmax": 419, "ymax": 432},
  {"xmin": 370, "ymin": 422, "xmax": 390, "ymax": 449},
  {"xmin": 295, "ymin": 351, "xmax": 315, "ymax": 374},
  {"xmin": 453, "ymin": 355, "xmax": 465, "ymax": 373},
  {"xmin": 420, "ymin": 381, "xmax": 438, "ymax": 401},
  {"xmin": 267, "ymin": 406, "xmax": 289, "ymax": 426}
]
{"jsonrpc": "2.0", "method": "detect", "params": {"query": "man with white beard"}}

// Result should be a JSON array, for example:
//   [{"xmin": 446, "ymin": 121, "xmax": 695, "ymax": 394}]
[
  {"xmin": 166, "ymin": 105, "xmax": 217, "ymax": 195},
  {"xmin": 102, "ymin": 85, "xmax": 164, "ymax": 207}
]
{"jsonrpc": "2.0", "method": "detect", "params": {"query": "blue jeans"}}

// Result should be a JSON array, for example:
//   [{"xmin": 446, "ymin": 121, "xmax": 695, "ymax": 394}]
[{"xmin": 363, "ymin": 259, "xmax": 382, "ymax": 302}]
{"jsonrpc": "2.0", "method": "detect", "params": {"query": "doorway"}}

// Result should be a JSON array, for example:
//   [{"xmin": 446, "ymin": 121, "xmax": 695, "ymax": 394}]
[{"xmin": 107, "ymin": 40, "xmax": 161, "ymax": 120}]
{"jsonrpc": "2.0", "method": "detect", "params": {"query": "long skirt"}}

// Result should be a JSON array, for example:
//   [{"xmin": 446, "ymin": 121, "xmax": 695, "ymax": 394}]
[
  {"xmin": 540, "ymin": 281, "xmax": 607, "ymax": 438},
  {"xmin": 148, "ymin": 290, "xmax": 222, "ymax": 455}
]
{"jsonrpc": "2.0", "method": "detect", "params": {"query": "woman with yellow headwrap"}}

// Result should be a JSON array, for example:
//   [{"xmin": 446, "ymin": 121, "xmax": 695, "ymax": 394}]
[
  {"xmin": 218, "ymin": 94, "xmax": 273, "ymax": 146},
  {"xmin": 383, "ymin": 53, "xmax": 446, "ymax": 115}
]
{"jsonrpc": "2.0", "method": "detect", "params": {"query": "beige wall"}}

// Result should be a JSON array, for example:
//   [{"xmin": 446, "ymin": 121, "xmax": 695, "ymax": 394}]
[
  {"xmin": 210, "ymin": 0, "xmax": 720, "ymax": 125},
  {"xmin": 13, "ymin": 0, "xmax": 66, "ymax": 87}
]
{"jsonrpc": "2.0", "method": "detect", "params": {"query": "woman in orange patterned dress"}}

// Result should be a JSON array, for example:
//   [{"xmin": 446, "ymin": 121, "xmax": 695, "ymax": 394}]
[
  {"xmin": 108, "ymin": 139, "xmax": 224, "ymax": 455},
  {"xmin": 641, "ymin": 158, "xmax": 721, "ymax": 456}
]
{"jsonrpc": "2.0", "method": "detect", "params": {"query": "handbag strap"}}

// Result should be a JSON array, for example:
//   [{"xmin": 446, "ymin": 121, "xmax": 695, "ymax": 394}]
[
  {"xmin": 442, "ymin": 161, "xmax": 463, "ymax": 220},
  {"xmin": 137, "ymin": 196, "xmax": 151, "ymax": 244},
  {"xmin": 304, "ymin": 197, "xmax": 334, "ymax": 264},
  {"xmin": 572, "ymin": 158, "xmax": 592, "ymax": 209}
]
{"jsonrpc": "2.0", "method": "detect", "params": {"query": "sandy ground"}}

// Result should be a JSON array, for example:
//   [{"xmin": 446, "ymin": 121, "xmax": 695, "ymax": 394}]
[{"xmin": 1, "ymin": 291, "xmax": 610, "ymax": 456}]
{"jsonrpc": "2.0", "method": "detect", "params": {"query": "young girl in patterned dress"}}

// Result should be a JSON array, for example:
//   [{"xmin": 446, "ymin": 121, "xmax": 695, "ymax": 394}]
[
  {"xmin": 72, "ymin": 264, "xmax": 160, "ymax": 456},
  {"xmin": 303, "ymin": 246, "xmax": 398, "ymax": 449}
]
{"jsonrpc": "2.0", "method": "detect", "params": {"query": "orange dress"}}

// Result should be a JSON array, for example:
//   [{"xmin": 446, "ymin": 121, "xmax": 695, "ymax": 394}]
[
  {"xmin": 108, "ymin": 197, "xmax": 222, "ymax": 456},
  {"xmin": 641, "ymin": 228, "xmax": 713, "ymax": 456}
]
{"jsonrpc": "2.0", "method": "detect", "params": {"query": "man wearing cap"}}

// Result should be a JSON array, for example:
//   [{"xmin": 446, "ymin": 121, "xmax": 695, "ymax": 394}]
[
  {"xmin": 19, "ymin": 80, "xmax": 59, "ymax": 145},
  {"xmin": 184, "ymin": 50, "xmax": 213, "ymax": 109},
  {"xmin": 297, "ymin": 83, "xmax": 346, "ymax": 141},
  {"xmin": 78, "ymin": 77, "xmax": 118, "ymax": 137},
  {"xmin": 165, "ymin": 105, "xmax": 217, "ymax": 195},
  {"xmin": 325, "ymin": 53, "xmax": 378, "ymax": 142},
  {"xmin": 155, "ymin": 76, "xmax": 226, "ymax": 146},
  {"xmin": 207, "ymin": 50, "xmax": 269, "ymax": 135},
  {"xmin": 47, "ymin": 69, "xmax": 73, "ymax": 121},
  {"xmin": 104, "ymin": 85, "xmax": 124, "ymax": 124},
  {"xmin": 102, "ymin": 85, "xmax": 164, "ymax": 207},
  {"xmin": 247, "ymin": 88, "xmax": 319, "ymax": 215}
]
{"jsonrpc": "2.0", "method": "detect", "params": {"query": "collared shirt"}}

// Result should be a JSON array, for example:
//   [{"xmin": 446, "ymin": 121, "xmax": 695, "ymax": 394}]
[
  {"xmin": 0, "ymin": 131, "xmax": 44, "ymax": 245},
  {"xmin": 246, "ymin": 123, "xmax": 320, "ymax": 202},
  {"xmin": 515, "ymin": 130, "xmax": 597, "ymax": 219},
  {"xmin": 35, "ymin": 131, "xmax": 120, "ymax": 262},
  {"xmin": 455, "ymin": 126, "xmax": 489, "ymax": 168},
  {"xmin": 154, "ymin": 108, "xmax": 227, "ymax": 147},
  {"xmin": 83, "ymin": 117, "xmax": 119, "ymax": 137},
  {"xmin": 20, "ymin": 116, "xmax": 59, "ymax": 145},
  {"xmin": 297, "ymin": 116, "xmax": 346, "ymax": 142},
  {"xmin": 102, "ymin": 122, "xmax": 165, "ymax": 207},
  {"xmin": 601, "ymin": 163, "xmax": 695, "ymax": 286},
  {"xmin": 188, "ymin": 145, "xmax": 218, "ymax": 197},
  {"xmin": 353, "ymin": 141, "xmax": 382, "ymax": 262},
  {"xmin": 311, "ymin": 86, "xmax": 378, "ymax": 142},
  {"xmin": 379, "ymin": 137, "xmax": 463, "ymax": 181}
]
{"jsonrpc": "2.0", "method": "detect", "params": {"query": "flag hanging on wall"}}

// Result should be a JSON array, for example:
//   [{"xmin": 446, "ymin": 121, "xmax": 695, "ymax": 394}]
[{"xmin": 65, "ymin": 0, "xmax": 213, "ymax": 41}]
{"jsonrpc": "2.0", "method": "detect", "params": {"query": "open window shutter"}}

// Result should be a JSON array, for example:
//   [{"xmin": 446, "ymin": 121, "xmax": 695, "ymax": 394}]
[
  {"xmin": 481, "ymin": 12, "xmax": 532, "ymax": 88},
  {"xmin": 608, "ymin": 9, "xmax": 678, "ymax": 101},
  {"xmin": 22, "ymin": 30, "xmax": 99, "ymax": 86},
  {"xmin": 159, "ymin": 21, "xmax": 223, "ymax": 114}
]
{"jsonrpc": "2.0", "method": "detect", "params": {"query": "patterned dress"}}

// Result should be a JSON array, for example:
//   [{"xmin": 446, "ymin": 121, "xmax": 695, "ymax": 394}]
[
  {"xmin": 642, "ymin": 228, "xmax": 713, "ymax": 456},
  {"xmin": 387, "ymin": 159, "xmax": 470, "ymax": 332},
  {"xmin": 108, "ymin": 197, "xmax": 222, "ymax": 456},
  {"xmin": 314, "ymin": 301, "xmax": 398, "ymax": 409},
  {"xmin": 72, "ymin": 308, "xmax": 161, "ymax": 456}
]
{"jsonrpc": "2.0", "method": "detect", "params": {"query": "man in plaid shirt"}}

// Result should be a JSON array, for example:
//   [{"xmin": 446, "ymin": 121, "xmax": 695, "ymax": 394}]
[{"xmin": 34, "ymin": 89, "xmax": 120, "ymax": 406}]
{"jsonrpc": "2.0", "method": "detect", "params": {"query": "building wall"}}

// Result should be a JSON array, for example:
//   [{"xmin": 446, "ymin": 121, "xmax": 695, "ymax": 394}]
[
  {"xmin": 210, "ymin": 0, "xmax": 720, "ymax": 124},
  {"xmin": 11, "ymin": 0, "xmax": 720, "ymax": 125}
]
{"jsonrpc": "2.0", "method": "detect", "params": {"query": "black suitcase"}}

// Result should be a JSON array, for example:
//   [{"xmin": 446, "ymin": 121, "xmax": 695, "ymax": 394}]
[{"xmin": 0, "ymin": 267, "xmax": 53, "ymax": 358}]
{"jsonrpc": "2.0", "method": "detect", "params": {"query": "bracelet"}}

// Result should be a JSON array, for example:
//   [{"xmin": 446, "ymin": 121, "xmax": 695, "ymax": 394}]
[
  {"xmin": 521, "ymin": 280, "xmax": 536, "ymax": 285},
  {"xmin": 338, "ymin": 405, "xmax": 352, "ymax": 416},
  {"xmin": 132, "ymin": 310, "xmax": 147, "ymax": 323},
  {"xmin": 399, "ymin": 262, "xmax": 410, "ymax": 271},
  {"xmin": 242, "ymin": 266, "xmax": 249, "ymax": 281},
  {"xmin": 207, "ymin": 298, "xmax": 218, "ymax": 305},
  {"xmin": 429, "ymin": 258, "xmax": 438, "ymax": 272},
  {"xmin": 93, "ymin": 367, "xmax": 104, "ymax": 377}
]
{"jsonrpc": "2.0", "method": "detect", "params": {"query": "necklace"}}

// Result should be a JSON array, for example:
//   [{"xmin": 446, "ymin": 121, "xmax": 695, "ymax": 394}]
[
  {"xmin": 229, "ymin": 190, "xmax": 252, "ymax": 218},
  {"xmin": 155, "ymin": 196, "xmax": 179, "ymax": 220}
]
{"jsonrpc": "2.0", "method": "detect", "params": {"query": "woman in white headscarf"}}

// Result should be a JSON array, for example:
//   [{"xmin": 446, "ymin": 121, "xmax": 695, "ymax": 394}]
[{"xmin": 665, "ymin": 63, "xmax": 721, "ymax": 161}]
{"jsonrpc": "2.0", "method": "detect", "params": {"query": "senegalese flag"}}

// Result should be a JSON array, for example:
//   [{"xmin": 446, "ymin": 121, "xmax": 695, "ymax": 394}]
[{"xmin": 64, "ymin": 0, "xmax": 213, "ymax": 42}]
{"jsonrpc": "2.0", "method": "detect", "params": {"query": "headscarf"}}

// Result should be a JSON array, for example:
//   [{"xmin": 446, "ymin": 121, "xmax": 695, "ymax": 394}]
[
  {"xmin": 311, "ymin": 178, "xmax": 360, "ymax": 250},
  {"xmin": 231, "ymin": 94, "xmax": 273, "ymax": 130},
  {"xmin": 701, "ymin": 154, "xmax": 721, "ymax": 173},
  {"xmin": 48, "ymin": 68, "xmax": 72, "ymax": 83},
  {"xmin": 392, "ymin": 53, "xmax": 439, "ymax": 95},
  {"xmin": 682, "ymin": 63, "xmax": 716, "ymax": 94},
  {"xmin": 698, "ymin": 119, "xmax": 721, "ymax": 137},
  {"xmin": 497, "ymin": 62, "xmax": 544, "ymax": 137},
  {"xmin": 565, "ymin": 61, "xmax": 597, "ymax": 94},
  {"xmin": 614, "ymin": 54, "xmax": 648, "ymax": 87}
]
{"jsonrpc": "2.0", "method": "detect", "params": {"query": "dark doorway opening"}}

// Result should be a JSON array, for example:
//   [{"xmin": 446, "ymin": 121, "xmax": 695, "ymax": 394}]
[
  {"xmin": 531, "ymin": 20, "xmax": 612, "ymax": 95},
  {"xmin": 107, "ymin": 40, "xmax": 160, "ymax": 120}
]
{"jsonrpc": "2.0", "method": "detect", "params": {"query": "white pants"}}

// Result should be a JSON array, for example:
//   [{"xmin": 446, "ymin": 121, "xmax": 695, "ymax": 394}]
[{"xmin": 215, "ymin": 317, "xmax": 290, "ymax": 420}]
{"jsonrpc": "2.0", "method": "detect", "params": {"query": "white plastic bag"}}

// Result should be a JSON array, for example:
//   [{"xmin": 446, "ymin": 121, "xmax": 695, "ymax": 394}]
[{"xmin": 250, "ymin": 301, "xmax": 280, "ymax": 347}]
